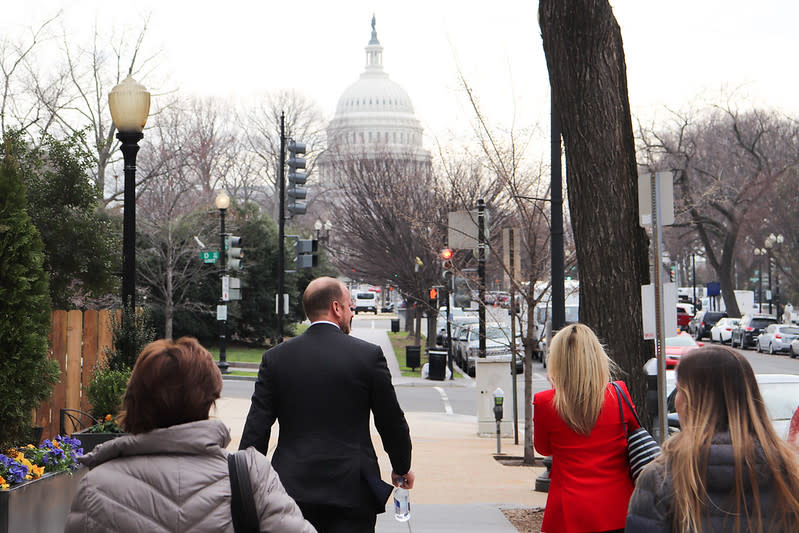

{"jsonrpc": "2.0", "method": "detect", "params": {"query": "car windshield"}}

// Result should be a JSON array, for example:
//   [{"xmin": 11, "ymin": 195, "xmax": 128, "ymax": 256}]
[
  {"xmin": 357, "ymin": 293, "xmax": 375, "ymax": 300},
  {"xmin": 666, "ymin": 336, "xmax": 696, "ymax": 347},
  {"xmin": 751, "ymin": 318, "xmax": 776, "ymax": 328}
]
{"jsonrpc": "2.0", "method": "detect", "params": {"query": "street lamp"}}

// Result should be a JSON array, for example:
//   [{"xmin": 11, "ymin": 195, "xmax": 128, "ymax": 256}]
[
  {"xmin": 764, "ymin": 233, "xmax": 784, "ymax": 319},
  {"xmin": 754, "ymin": 247, "xmax": 767, "ymax": 313},
  {"xmin": 215, "ymin": 190, "xmax": 230, "ymax": 374},
  {"xmin": 108, "ymin": 76, "xmax": 150, "ymax": 310},
  {"xmin": 314, "ymin": 219, "xmax": 332, "ymax": 245}
]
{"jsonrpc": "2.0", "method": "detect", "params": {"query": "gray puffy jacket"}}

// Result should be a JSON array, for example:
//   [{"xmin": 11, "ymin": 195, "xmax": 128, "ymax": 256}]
[
  {"xmin": 626, "ymin": 432, "xmax": 789, "ymax": 532},
  {"xmin": 65, "ymin": 419, "xmax": 316, "ymax": 533}
]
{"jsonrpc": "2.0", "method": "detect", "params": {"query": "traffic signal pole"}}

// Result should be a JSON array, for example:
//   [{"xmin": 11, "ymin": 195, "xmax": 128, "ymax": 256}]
[
  {"xmin": 277, "ymin": 112, "xmax": 286, "ymax": 344},
  {"xmin": 217, "ymin": 207, "xmax": 229, "ymax": 373}
]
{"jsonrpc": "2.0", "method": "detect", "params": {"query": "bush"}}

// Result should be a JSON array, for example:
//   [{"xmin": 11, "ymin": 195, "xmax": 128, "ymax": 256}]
[
  {"xmin": 85, "ymin": 364, "xmax": 131, "ymax": 420},
  {"xmin": 0, "ymin": 146, "xmax": 60, "ymax": 449},
  {"xmin": 104, "ymin": 306, "xmax": 156, "ymax": 371}
]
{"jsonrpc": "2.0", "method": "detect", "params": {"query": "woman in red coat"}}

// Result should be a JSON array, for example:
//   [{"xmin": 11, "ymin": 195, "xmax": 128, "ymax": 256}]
[{"xmin": 534, "ymin": 323, "xmax": 639, "ymax": 533}]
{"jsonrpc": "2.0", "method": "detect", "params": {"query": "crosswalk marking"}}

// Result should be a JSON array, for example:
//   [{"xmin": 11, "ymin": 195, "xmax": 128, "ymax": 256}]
[{"xmin": 433, "ymin": 386, "xmax": 454, "ymax": 415}]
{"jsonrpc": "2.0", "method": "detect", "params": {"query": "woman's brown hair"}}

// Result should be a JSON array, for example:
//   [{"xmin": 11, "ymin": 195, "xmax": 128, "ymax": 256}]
[
  {"xmin": 665, "ymin": 345, "xmax": 799, "ymax": 532},
  {"xmin": 121, "ymin": 337, "xmax": 222, "ymax": 434}
]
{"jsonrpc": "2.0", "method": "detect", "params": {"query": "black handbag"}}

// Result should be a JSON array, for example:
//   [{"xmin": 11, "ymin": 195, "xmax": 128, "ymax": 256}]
[
  {"xmin": 610, "ymin": 382, "xmax": 661, "ymax": 482},
  {"xmin": 228, "ymin": 451, "xmax": 261, "ymax": 533}
]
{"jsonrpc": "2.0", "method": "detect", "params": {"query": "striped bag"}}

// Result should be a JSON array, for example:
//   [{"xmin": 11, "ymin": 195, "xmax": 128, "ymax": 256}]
[{"xmin": 611, "ymin": 382, "xmax": 661, "ymax": 482}]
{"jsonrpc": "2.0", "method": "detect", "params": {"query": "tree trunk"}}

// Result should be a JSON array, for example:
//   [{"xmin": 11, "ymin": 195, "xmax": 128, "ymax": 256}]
[
  {"xmin": 539, "ymin": 0, "xmax": 652, "ymax": 421},
  {"xmin": 414, "ymin": 306, "xmax": 422, "ymax": 346}
]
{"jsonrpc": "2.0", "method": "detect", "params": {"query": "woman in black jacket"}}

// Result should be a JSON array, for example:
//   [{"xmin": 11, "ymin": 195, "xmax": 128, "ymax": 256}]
[{"xmin": 627, "ymin": 346, "xmax": 799, "ymax": 532}]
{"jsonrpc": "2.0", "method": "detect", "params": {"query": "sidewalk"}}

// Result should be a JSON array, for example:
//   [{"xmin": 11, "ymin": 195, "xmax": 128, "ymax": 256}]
[{"xmin": 216, "ymin": 326, "xmax": 548, "ymax": 531}]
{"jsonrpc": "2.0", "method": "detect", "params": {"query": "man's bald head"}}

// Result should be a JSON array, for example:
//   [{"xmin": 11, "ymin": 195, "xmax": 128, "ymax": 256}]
[{"xmin": 302, "ymin": 277, "xmax": 347, "ymax": 322}]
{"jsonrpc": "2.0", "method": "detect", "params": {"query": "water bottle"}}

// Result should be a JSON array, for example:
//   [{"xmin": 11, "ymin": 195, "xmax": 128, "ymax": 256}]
[{"xmin": 393, "ymin": 483, "xmax": 411, "ymax": 522}]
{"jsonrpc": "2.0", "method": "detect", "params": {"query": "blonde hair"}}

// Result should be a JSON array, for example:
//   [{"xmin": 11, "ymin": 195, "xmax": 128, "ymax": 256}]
[
  {"xmin": 664, "ymin": 346, "xmax": 799, "ymax": 532},
  {"xmin": 548, "ymin": 323, "xmax": 615, "ymax": 435}
]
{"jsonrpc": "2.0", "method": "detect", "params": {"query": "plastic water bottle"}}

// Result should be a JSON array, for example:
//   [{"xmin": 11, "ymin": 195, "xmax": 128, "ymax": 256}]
[{"xmin": 393, "ymin": 483, "xmax": 411, "ymax": 522}]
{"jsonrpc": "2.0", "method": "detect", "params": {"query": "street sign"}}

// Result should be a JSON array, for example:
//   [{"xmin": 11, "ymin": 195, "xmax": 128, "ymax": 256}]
[
  {"xmin": 638, "ymin": 171, "xmax": 674, "ymax": 226},
  {"xmin": 222, "ymin": 275, "xmax": 230, "ymax": 301},
  {"xmin": 217, "ymin": 304, "xmax": 227, "ymax": 321},
  {"xmin": 201, "ymin": 251, "xmax": 219, "ymax": 264}
]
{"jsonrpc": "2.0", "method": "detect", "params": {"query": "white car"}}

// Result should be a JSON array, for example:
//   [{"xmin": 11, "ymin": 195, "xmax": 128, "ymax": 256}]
[
  {"xmin": 353, "ymin": 291, "xmax": 378, "ymax": 314},
  {"xmin": 756, "ymin": 324, "xmax": 799, "ymax": 354},
  {"xmin": 459, "ymin": 323, "xmax": 523, "ymax": 377},
  {"xmin": 709, "ymin": 317, "xmax": 740, "ymax": 344},
  {"xmin": 792, "ymin": 338, "xmax": 799, "ymax": 358}
]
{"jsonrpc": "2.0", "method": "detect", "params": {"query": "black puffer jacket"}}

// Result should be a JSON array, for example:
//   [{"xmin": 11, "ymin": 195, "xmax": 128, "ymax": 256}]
[{"xmin": 626, "ymin": 432, "xmax": 790, "ymax": 532}]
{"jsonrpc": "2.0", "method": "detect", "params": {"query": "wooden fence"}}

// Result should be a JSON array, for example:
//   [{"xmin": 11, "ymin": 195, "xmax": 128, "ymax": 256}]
[{"xmin": 35, "ymin": 309, "xmax": 117, "ymax": 440}]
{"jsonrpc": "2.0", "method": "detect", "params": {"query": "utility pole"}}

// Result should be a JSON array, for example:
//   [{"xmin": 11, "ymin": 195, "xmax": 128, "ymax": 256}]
[
  {"xmin": 277, "ymin": 112, "xmax": 286, "ymax": 344},
  {"xmin": 551, "ymin": 101, "xmax": 565, "ymax": 332},
  {"xmin": 478, "ymin": 199, "xmax": 487, "ymax": 359}
]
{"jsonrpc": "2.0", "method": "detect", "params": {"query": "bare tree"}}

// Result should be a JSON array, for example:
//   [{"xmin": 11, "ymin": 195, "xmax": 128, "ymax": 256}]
[
  {"xmin": 239, "ymin": 90, "xmax": 327, "ymax": 221},
  {"xmin": 540, "ymin": 0, "xmax": 652, "ymax": 412},
  {"xmin": 639, "ymin": 103, "xmax": 799, "ymax": 316}
]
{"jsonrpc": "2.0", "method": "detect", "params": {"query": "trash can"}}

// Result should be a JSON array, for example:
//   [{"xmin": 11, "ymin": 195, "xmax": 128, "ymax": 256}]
[
  {"xmin": 405, "ymin": 345, "xmax": 421, "ymax": 370},
  {"xmin": 427, "ymin": 349, "xmax": 447, "ymax": 381},
  {"xmin": 391, "ymin": 318, "xmax": 400, "ymax": 333}
]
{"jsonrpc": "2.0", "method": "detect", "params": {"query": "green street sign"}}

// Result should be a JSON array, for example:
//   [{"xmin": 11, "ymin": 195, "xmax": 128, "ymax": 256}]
[
  {"xmin": 749, "ymin": 277, "xmax": 758, "ymax": 283},
  {"xmin": 201, "ymin": 251, "xmax": 220, "ymax": 264}
]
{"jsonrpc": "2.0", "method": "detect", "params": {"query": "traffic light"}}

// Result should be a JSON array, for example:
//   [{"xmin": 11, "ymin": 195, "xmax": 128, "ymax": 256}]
[
  {"xmin": 428, "ymin": 287, "xmax": 439, "ymax": 308},
  {"xmin": 453, "ymin": 276, "xmax": 471, "ymax": 308},
  {"xmin": 295, "ymin": 238, "xmax": 318, "ymax": 269},
  {"xmin": 287, "ymin": 140, "xmax": 307, "ymax": 216},
  {"xmin": 225, "ymin": 235, "xmax": 243, "ymax": 271},
  {"xmin": 441, "ymin": 248, "xmax": 454, "ymax": 280}
]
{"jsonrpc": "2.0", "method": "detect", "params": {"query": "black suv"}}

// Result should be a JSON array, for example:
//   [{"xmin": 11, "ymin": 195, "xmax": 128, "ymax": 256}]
[
  {"xmin": 689, "ymin": 310, "xmax": 728, "ymax": 341},
  {"xmin": 731, "ymin": 314, "xmax": 778, "ymax": 349}
]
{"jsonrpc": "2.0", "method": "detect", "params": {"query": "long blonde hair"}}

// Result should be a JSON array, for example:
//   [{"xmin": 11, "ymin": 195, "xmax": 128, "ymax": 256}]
[
  {"xmin": 665, "ymin": 346, "xmax": 799, "ymax": 532},
  {"xmin": 548, "ymin": 323, "xmax": 614, "ymax": 435}
]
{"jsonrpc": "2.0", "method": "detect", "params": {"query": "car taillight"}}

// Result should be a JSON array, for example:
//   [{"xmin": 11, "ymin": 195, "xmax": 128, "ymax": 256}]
[
  {"xmin": 701, "ymin": 322, "xmax": 706, "ymax": 327},
  {"xmin": 745, "ymin": 327, "xmax": 754, "ymax": 331},
  {"xmin": 725, "ymin": 327, "xmax": 732, "ymax": 331},
  {"xmin": 776, "ymin": 334, "xmax": 782, "ymax": 339}
]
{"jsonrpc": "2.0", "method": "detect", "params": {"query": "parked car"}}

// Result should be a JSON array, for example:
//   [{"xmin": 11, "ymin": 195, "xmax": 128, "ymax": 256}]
[
  {"xmin": 709, "ymin": 317, "xmax": 741, "ymax": 344},
  {"xmin": 666, "ymin": 374, "xmax": 799, "ymax": 439},
  {"xmin": 458, "ymin": 323, "xmax": 523, "ymax": 377},
  {"xmin": 688, "ymin": 310, "xmax": 728, "ymax": 341},
  {"xmin": 663, "ymin": 332, "xmax": 703, "ymax": 369},
  {"xmin": 792, "ymin": 338, "xmax": 799, "ymax": 358},
  {"xmin": 755, "ymin": 324, "xmax": 799, "ymax": 354},
  {"xmin": 731, "ymin": 314, "xmax": 778, "ymax": 349},
  {"xmin": 676, "ymin": 303, "xmax": 694, "ymax": 331},
  {"xmin": 436, "ymin": 309, "xmax": 479, "ymax": 347}
]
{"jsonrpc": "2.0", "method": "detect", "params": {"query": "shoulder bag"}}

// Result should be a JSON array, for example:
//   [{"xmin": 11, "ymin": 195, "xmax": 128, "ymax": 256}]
[
  {"xmin": 610, "ymin": 381, "xmax": 661, "ymax": 482},
  {"xmin": 228, "ymin": 451, "xmax": 261, "ymax": 533}
]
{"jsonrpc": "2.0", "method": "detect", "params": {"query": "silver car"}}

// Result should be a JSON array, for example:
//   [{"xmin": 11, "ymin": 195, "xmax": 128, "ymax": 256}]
[
  {"xmin": 709, "ymin": 317, "xmax": 740, "ymax": 344},
  {"xmin": 756, "ymin": 324, "xmax": 799, "ymax": 354}
]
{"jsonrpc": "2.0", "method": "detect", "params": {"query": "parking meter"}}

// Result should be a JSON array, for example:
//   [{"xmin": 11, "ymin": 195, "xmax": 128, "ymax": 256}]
[{"xmin": 493, "ymin": 388, "xmax": 505, "ymax": 454}]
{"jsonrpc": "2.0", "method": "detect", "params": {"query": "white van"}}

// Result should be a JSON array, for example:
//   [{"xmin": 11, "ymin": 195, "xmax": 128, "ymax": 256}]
[{"xmin": 353, "ymin": 291, "xmax": 378, "ymax": 314}]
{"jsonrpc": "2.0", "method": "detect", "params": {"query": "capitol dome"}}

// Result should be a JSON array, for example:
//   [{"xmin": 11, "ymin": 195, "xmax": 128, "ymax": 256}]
[{"xmin": 326, "ymin": 17, "xmax": 429, "ymax": 157}]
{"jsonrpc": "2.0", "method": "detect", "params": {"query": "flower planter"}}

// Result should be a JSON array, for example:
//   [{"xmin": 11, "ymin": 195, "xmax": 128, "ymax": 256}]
[
  {"xmin": 0, "ymin": 466, "xmax": 87, "ymax": 533},
  {"xmin": 71, "ymin": 430, "xmax": 127, "ymax": 454}
]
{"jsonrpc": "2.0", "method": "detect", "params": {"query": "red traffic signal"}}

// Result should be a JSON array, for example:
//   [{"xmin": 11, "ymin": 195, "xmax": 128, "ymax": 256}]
[{"xmin": 440, "ymin": 248, "xmax": 454, "ymax": 260}]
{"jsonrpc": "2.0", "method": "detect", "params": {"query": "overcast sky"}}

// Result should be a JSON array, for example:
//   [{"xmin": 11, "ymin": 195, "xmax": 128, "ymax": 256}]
[{"xmin": 6, "ymin": 1, "xmax": 799, "ymax": 149}]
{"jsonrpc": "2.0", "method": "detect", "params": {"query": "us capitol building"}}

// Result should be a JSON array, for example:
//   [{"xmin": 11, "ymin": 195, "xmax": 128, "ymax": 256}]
[{"xmin": 319, "ymin": 16, "xmax": 432, "ymax": 179}]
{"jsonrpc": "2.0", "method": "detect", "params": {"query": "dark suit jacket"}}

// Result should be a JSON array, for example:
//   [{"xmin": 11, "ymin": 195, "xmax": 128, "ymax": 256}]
[{"xmin": 239, "ymin": 323, "xmax": 412, "ymax": 514}]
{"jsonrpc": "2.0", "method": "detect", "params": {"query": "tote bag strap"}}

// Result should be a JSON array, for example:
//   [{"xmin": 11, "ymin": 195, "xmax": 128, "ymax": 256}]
[
  {"xmin": 611, "ymin": 381, "xmax": 645, "ymax": 428},
  {"xmin": 610, "ymin": 381, "xmax": 628, "ymax": 437},
  {"xmin": 228, "ymin": 451, "xmax": 260, "ymax": 533}
]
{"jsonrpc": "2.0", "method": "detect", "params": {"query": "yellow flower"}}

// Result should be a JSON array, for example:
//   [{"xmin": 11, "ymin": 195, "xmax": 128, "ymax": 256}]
[
  {"xmin": 105, "ymin": 414, "xmax": 113, "ymax": 422},
  {"xmin": 0, "ymin": 476, "xmax": 5, "ymax": 484},
  {"xmin": 25, "ymin": 444, "xmax": 35, "ymax": 449},
  {"xmin": 1, "ymin": 484, "xmax": 9, "ymax": 490},
  {"xmin": 29, "ymin": 465, "xmax": 44, "ymax": 478}
]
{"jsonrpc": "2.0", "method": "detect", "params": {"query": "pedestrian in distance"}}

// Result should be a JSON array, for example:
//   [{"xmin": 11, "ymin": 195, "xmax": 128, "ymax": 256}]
[
  {"xmin": 626, "ymin": 345, "xmax": 799, "ymax": 532},
  {"xmin": 533, "ymin": 323, "xmax": 638, "ymax": 533},
  {"xmin": 240, "ymin": 276, "xmax": 414, "ymax": 533},
  {"xmin": 65, "ymin": 337, "xmax": 315, "ymax": 533}
]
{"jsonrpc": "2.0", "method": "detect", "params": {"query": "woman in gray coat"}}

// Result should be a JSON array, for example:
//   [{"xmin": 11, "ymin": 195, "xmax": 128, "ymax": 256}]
[
  {"xmin": 626, "ymin": 346, "xmax": 799, "ymax": 532},
  {"xmin": 65, "ymin": 337, "xmax": 316, "ymax": 533}
]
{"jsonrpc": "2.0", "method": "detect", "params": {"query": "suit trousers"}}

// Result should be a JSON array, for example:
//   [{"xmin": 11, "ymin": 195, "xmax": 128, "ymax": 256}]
[{"xmin": 298, "ymin": 502, "xmax": 377, "ymax": 533}]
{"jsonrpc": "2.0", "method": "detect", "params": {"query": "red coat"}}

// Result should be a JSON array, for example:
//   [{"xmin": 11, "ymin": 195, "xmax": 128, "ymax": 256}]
[{"xmin": 534, "ymin": 381, "xmax": 639, "ymax": 533}]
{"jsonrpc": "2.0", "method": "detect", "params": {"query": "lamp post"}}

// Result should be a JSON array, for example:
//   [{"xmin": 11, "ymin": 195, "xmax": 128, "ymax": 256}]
[
  {"xmin": 314, "ymin": 219, "xmax": 332, "ymax": 245},
  {"xmin": 215, "ymin": 191, "xmax": 231, "ymax": 374},
  {"xmin": 754, "ymin": 247, "xmax": 767, "ymax": 313},
  {"xmin": 109, "ymin": 76, "xmax": 150, "ymax": 310},
  {"xmin": 765, "ymin": 233, "xmax": 784, "ymax": 319}
]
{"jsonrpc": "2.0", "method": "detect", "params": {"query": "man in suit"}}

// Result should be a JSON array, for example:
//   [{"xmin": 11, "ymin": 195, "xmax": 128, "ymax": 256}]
[{"xmin": 240, "ymin": 277, "xmax": 414, "ymax": 533}]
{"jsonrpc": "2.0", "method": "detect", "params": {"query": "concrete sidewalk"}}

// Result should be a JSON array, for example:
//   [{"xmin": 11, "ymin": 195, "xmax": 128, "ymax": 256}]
[{"xmin": 217, "ymin": 326, "xmax": 547, "ymax": 531}]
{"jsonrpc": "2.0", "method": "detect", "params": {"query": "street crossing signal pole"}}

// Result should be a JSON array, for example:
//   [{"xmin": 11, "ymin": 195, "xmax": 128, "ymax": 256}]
[
  {"xmin": 478, "ymin": 199, "xmax": 487, "ymax": 359},
  {"xmin": 218, "ymin": 201, "xmax": 229, "ymax": 373},
  {"xmin": 277, "ymin": 112, "xmax": 286, "ymax": 344}
]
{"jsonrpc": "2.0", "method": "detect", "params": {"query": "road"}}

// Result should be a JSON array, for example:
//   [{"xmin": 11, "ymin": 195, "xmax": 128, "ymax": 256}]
[{"xmin": 222, "ymin": 318, "xmax": 799, "ymax": 421}]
